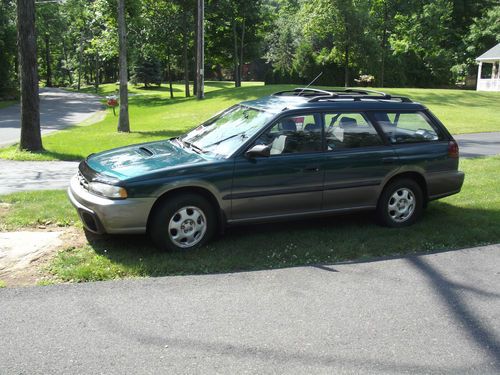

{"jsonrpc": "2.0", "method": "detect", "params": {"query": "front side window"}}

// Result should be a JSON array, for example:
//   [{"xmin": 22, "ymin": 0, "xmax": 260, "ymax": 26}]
[
  {"xmin": 324, "ymin": 112, "xmax": 383, "ymax": 150},
  {"xmin": 373, "ymin": 112, "xmax": 441, "ymax": 144},
  {"xmin": 253, "ymin": 114, "xmax": 323, "ymax": 155},
  {"xmin": 180, "ymin": 105, "xmax": 275, "ymax": 157}
]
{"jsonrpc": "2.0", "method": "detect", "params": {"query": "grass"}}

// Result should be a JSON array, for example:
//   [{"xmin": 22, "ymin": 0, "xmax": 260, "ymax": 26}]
[
  {"xmin": 0, "ymin": 190, "xmax": 78, "ymax": 231},
  {"xmin": 1, "ymin": 156, "xmax": 497, "ymax": 283},
  {"xmin": 0, "ymin": 280, "xmax": 6, "ymax": 288},
  {"xmin": 0, "ymin": 100, "xmax": 16, "ymax": 109},
  {"xmin": 0, "ymin": 83, "xmax": 499, "ymax": 161}
]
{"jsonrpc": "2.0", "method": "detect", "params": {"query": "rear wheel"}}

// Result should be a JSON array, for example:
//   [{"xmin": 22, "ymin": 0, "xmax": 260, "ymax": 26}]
[
  {"xmin": 150, "ymin": 193, "xmax": 216, "ymax": 251},
  {"xmin": 377, "ymin": 178, "xmax": 423, "ymax": 227}
]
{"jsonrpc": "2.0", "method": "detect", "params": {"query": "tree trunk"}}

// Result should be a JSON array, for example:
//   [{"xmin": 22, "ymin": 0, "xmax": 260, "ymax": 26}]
[
  {"xmin": 44, "ymin": 33, "xmax": 52, "ymax": 87},
  {"xmin": 233, "ymin": 21, "xmax": 240, "ymax": 87},
  {"xmin": 168, "ymin": 63, "xmax": 173, "ymax": 99},
  {"xmin": 61, "ymin": 37, "xmax": 73, "ymax": 85},
  {"xmin": 239, "ymin": 17, "xmax": 245, "ymax": 83},
  {"xmin": 196, "ymin": 0, "xmax": 204, "ymax": 99},
  {"xmin": 117, "ymin": 0, "xmax": 130, "ymax": 132},
  {"xmin": 17, "ymin": 0, "xmax": 42, "ymax": 151},
  {"xmin": 379, "ymin": 1, "xmax": 388, "ymax": 87},
  {"xmin": 94, "ymin": 56, "xmax": 99, "ymax": 93},
  {"xmin": 344, "ymin": 43, "xmax": 349, "ymax": 87},
  {"xmin": 193, "ymin": 9, "xmax": 198, "ymax": 97},
  {"xmin": 183, "ymin": 31, "xmax": 190, "ymax": 97}
]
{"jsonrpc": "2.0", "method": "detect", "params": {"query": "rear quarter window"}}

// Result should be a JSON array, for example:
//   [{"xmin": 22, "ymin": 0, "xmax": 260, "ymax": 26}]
[{"xmin": 373, "ymin": 112, "xmax": 442, "ymax": 144}]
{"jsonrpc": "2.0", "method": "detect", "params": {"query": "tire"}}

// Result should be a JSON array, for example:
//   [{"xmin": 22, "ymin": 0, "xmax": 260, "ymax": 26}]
[
  {"xmin": 149, "ymin": 193, "xmax": 216, "ymax": 251},
  {"xmin": 376, "ymin": 178, "xmax": 423, "ymax": 228}
]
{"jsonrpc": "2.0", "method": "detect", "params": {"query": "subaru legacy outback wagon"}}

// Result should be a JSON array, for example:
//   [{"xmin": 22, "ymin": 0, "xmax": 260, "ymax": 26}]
[{"xmin": 68, "ymin": 88, "xmax": 464, "ymax": 251}]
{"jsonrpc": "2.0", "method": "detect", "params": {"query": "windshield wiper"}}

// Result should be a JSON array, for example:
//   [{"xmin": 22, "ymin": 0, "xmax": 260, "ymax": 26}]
[
  {"xmin": 175, "ymin": 137, "xmax": 207, "ymax": 154},
  {"xmin": 203, "ymin": 131, "xmax": 248, "ymax": 148}
]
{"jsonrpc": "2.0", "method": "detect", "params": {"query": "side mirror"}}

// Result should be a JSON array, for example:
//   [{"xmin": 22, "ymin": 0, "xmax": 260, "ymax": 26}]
[{"xmin": 245, "ymin": 144, "xmax": 270, "ymax": 158}]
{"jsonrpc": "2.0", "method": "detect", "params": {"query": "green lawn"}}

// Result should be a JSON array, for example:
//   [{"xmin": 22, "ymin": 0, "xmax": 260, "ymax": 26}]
[
  {"xmin": 0, "ymin": 190, "xmax": 78, "ymax": 231},
  {"xmin": 0, "ymin": 100, "xmax": 16, "ymax": 109},
  {"xmin": 1, "ymin": 156, "xmax": 499, "ymax": 283},
  {"xmin": 0, "ymin": 83, "xmax": 499, "ymax": 161}
]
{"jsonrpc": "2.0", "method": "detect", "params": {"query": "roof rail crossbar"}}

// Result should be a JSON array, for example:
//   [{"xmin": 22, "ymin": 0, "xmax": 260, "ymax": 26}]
[
  {"xmin": 271, "ymin": 87, "xmax": 413, "ymax": 103},
  {"xmin": 308, "ymin": 95, "xmax": 413, "ymax": 103},
  {"xmin": 273, "ymin": 88, "xmax": 336, "ymax": 97},
  {"xmin": 343, "ymin": 88, "xmax": 388, "ymax": 96}
]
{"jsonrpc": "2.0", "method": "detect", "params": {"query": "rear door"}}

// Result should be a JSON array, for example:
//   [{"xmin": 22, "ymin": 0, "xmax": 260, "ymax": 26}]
[
  {"xmin": 322, "ymin": 112, "xmax": 398, "ymax": 210},
  {"xmin": 371, "ymin": 111, "xmax": 454, "ymax": 197}
]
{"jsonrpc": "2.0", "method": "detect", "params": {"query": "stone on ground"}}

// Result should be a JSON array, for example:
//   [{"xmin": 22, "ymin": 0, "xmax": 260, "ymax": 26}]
[{"xmin": 0, "ymin": 231, "xmax": 63, "ymax": 273}]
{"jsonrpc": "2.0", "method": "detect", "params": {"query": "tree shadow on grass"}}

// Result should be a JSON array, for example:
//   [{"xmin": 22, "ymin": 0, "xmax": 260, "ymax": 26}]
[
  {"xmin": 1, "ymin": 145, "xmax": 84, "ymax": 161},
  {"xmin": 130, "ymin": 94, "xmax": 192, "ymax": 108},
  {"xmin": 85, "ymin": 201, "xmax": 500, "ymax": 278},
  {"xmin": 134, "ymin": 85, "xmax": 183, "ymax": 93},
  {"xmin": 131, "ymin": 130, "xmax": 180, "ymax": 139}
]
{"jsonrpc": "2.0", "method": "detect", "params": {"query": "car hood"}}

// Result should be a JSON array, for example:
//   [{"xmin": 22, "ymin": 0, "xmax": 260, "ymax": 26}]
[{"xmin": 86, "ymin": 140, "xmax": 207, "ymax": 180}]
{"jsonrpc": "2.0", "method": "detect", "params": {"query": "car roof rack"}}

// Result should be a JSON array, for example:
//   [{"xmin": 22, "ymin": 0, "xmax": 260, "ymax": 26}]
[{"xmin": 272, "ymin": 88, "xmax": 413, "ymax": 103}]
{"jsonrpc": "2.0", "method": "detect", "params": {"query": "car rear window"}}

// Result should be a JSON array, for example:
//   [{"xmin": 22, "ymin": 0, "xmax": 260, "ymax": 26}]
[{"xmin": 373, "ymin": 112, "xmax": 442, "ymax": 144}]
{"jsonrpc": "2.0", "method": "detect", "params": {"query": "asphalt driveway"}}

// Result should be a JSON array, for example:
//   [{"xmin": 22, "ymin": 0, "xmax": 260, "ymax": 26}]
[
  {"xmin": 0, "ymin": 87, "xmax": 103, "ymax": 148},
  {"xmin": 0, "ymin": 244, "xmax": 499, "ymax": 374}
]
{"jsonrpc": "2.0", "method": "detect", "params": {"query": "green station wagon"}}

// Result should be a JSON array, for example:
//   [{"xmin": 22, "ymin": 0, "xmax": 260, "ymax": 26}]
[{"xmin": 68, "ymin": 88, "xmax": 465, "ymax": 251}]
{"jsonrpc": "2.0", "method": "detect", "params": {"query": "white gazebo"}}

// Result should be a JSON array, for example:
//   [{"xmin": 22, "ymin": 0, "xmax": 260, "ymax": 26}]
[{"xmin": 476, "ymin": 43, "xmax": 500, "ymax": 91}]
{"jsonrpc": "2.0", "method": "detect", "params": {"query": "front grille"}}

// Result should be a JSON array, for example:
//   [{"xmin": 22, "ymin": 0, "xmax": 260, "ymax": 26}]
[{"xmin": 77, "ymin": 172, "xmax": 89, "ymax": 191}]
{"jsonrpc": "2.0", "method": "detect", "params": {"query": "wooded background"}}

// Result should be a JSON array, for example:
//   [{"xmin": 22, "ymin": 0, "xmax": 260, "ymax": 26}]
[{"xmin": 1, "ymin": 0, "xmax": 499, "ymax": 98}]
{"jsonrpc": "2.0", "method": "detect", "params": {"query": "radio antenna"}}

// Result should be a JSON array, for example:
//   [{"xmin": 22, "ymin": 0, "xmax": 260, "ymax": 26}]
[{"xmin": 299, "ymin": 72, "xmax": 323, "ymax": 95}]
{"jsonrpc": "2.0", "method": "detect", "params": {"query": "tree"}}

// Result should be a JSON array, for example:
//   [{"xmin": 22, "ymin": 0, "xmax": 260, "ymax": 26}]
[
  {"xmin": 0, "ymin": 0, "xmax": 17, "ymax": 92},
  {"xmin": 17, "ymin": 0, "xmax": 42, "ymax": 151},
  {"xmin": 138, "ymin": 0, "xmax": 182, "ymax": 99},
  {"xmin": 391, "ymin": 0, "xmax": 455, "ymax": 85},
  {"xmin": 302, "ymin": 0, "xmax": 370, "ymax": 87},
  {"xmin": 117, "ymin": 0, "xmax": 130, "ymax": 132},
  {"xmin": 465, "ymin": 5, "xmax": 500, "ymax": 59},
  {"xmin": 196, "ymin": 0, "xmax": 204, "ymax": 99},
  {"xmin": 131, "ymin": 58, "xmax": 162, "ymax": 87}
]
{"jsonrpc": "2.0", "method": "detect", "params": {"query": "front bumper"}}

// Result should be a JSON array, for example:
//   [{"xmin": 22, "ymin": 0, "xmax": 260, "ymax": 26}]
[{"xmin": 67, "ymin": 174, "xmax": 155, "ymax": 234}]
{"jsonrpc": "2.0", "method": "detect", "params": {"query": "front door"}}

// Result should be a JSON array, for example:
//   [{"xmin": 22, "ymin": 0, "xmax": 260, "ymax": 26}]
[{"xmin": 230, "ymin": 113, "xmax": 324, "ymax": 221}]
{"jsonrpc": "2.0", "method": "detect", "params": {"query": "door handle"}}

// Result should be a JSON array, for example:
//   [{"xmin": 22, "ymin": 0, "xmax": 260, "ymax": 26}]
[{"xmin": 303, "ymin": 166, "xmax": 320, "ymax": 172}]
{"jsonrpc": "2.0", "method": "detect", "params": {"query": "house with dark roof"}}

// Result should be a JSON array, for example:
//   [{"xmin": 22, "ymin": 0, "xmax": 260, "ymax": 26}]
[{"xmin": 476, "ymin": 43, "xmax": 500, "ymax": 91}]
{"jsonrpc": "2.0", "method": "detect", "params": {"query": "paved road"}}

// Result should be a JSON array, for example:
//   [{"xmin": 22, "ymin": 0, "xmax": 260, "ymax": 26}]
[
  {"xmin": 0, "ymin": 87, "xmax": 103, "ymax": 148},
  {"xmin": 0, "ymin": 160, "xmax": 79, "ymax": 195},
  {"xmin": 454, "ymin": 132, "xmax": 500, "ymax": 158},
  {"xmin": 0, "ymin": 132, "xmax": 499, "ymax": 195},
  {"xmin": 0, "ymin": 244, "xmax": 499, "ymax": 374}
]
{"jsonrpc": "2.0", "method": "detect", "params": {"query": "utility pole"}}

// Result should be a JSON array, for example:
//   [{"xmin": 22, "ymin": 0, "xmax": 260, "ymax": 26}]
[
  {"xmin": 17, "ymin": 0, "xmax": 43, "ymax": 151},
  {"xmin": 117, "ymin": 0, "xmax": 130, "ymax": 132},
  {"xmin": 196, "ymin": 0, "xmax": 204, "ymax": 99}
]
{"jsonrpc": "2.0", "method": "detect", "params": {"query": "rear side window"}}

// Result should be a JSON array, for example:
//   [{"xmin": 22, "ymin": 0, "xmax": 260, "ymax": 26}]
[
  {"xmin": 324, "ymin": 112, "xmax": 383, "ymax": 150},
  {"xmin": 373, "ymin": 112, "xmax": 442, "ymax": 144}
]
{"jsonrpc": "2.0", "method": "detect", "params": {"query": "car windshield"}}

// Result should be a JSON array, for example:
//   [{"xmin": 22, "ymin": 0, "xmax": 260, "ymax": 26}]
[{"xmin": 179, "ymin": 105, "xmax": 274, "ymax": 157}]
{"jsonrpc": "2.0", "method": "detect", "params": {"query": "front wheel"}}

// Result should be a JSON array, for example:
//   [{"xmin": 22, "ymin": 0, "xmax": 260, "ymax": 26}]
[
  {"xmin": 376, "ymin": 178, "xmax": 423, "ymax": 227},
  {"xmin": 149, "ymin": 193, "xmax": 216, "ymax": 251}
]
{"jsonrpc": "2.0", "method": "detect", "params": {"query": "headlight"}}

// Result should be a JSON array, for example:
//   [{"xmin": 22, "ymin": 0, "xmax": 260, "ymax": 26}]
[{"xmin": 88, "ymin": 182, "xmax": 128, "ymax": 199}]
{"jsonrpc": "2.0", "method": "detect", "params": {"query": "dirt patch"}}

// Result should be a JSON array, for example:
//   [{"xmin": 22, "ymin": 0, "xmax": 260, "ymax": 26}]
[
  {"xmin": 0, "ymin": 227, "xmax": 86, "ymax": 287},
  {"xmin": 0, "ymin": 202, "xmax": 11, "ymax": 219}
]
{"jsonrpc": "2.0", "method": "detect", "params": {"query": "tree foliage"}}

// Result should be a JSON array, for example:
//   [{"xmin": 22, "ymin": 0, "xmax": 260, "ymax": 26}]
[{"xmin": 1, "ymin": 0, "xmax": 498, "ymax": 93}]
